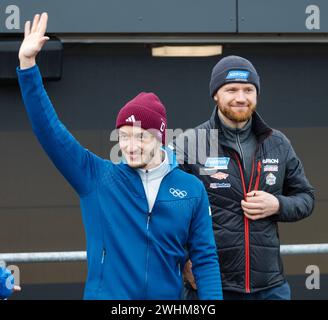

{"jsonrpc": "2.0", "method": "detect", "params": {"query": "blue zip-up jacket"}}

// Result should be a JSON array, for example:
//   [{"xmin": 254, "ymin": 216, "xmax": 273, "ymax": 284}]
[
  {"xmin": 17, "ymin": 65, "xmax": 222, "ymax": 300},
  {"xmin": 0, "ymin": 266, "xmax": 14, "ymax": 299}
]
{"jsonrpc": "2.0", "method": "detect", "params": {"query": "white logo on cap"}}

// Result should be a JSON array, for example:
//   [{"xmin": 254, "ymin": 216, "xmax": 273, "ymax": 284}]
[{"xmin": 126, "ymin": 115, "xmax": 136, "ymax": 123}]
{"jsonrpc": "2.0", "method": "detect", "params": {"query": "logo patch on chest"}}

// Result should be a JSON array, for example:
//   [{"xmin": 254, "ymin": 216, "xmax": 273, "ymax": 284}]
[
  {"xmin": 210, "ymin": 183, "xmax": 231, "ymax": 189},
  {"xmin": 210, "ymin": 172, "xmax": 229, "ymax": 180},
  {"xmin": 264, "ymin": 165, "xmax": 278, "ymax": 172},
  {"xmin": 169, "ymin": 188, "xmax": 187, "ymax": 198},
  {"xmin": 265, "ymin": 173, "xmax": 276, "ymax": 186},
  {"xmin": 205, "ymin": 157, "xmax": 230, "ymax": 170},
  {"xmin": 262, "ymin": 158, "xmax": 279, "ymax": 164}
]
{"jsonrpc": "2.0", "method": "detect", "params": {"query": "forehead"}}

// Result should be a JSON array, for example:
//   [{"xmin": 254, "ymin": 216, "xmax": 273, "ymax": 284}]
[
  {"xmin": 118, "ymin": 125, "xmax": 149, "ymax": 135},
  {"xmin": 221, "ymin": 82, "xmax": 256, "ymax": 90}
]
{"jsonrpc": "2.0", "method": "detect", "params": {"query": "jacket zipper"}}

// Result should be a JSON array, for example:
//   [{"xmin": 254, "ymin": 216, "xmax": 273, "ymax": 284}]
[
  {"xmin": 236, "ymin": 132, "xmax": 246, "ymax": 172},
  {"xmin": 139, "ymin": 165, "xmax": 177, "ymax": 299},
  {"xmin": 234, "ymin": 153, "xmax": 262, "ymax": 293},
  {"xmin": 145, "ymin": 212, "xmax": 151, "ymax": 297}
]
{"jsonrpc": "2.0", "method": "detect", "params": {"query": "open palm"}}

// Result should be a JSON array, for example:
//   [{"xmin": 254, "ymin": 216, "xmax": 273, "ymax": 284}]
[{"xmin": 19, "ymin": 13, "xmax": 49, "ymax": 63}]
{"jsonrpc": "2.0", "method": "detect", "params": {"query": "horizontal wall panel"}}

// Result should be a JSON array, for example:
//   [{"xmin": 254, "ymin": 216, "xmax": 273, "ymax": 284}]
[{"xmin": 0, "ymin": 0, "xmax": 236, "ymax": 33}]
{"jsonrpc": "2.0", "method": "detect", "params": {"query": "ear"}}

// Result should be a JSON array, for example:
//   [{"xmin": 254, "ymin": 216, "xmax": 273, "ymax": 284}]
[{"xmin": 214, "ymin": 95, "xmax": 218, "ymax": 101}]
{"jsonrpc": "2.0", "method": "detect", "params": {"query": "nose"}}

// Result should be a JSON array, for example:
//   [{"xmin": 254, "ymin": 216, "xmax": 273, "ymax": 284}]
[
  {"xmin": 125, "ymin": 137, "xmax": 140, "ymax": 153},
  {"xmin": 235, "ymin": 90, "xmax": 247, "ymax": 103}
]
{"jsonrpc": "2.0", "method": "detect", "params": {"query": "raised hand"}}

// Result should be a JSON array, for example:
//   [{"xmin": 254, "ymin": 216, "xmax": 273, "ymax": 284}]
[{"xmin": 18, "ymin": 12, "xmax": 49, "ymax": 69}]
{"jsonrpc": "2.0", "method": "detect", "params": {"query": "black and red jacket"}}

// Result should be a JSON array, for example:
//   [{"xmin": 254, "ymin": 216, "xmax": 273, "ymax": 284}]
[{"xmin": 173, "ymin": 109, "xmax": 315, "ymax": 293}]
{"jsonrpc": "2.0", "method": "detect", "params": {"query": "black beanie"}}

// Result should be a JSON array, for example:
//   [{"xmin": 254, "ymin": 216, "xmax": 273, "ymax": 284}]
[{"xmin": 209, "ymin": 55, "xmax": 260, "ymax": 97}]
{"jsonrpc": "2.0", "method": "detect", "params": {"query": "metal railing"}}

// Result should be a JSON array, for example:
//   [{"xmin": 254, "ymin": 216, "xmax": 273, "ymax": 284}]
[{"xmin": 1, "ymin": 244, "xmax": 328, "ymax": 264}]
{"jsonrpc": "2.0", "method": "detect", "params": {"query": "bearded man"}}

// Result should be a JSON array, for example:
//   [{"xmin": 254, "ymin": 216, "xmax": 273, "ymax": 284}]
[{"xmin": 172, "ymin": 55, "xmax": 315, "ymax": 300}]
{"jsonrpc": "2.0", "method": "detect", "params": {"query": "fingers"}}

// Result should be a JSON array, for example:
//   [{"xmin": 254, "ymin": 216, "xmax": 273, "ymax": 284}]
[
  {"xmin": 241, "ymin": 200, "xmax": 263, "ymax": 210},
  {"xmin": 37, "ymin": 12, "xmax": 48, "ymax": 36},
  {"xmin": 246, "ymin": 190, "xmax": 264, "ymax": 198},
  {"xmin": 24, "ymin": 21, "xmax": 31, "ymax": 38},
  {"xmin": 242, "ymin": 198, "xmax": 265, "ymax": 217},
  {"xmin": 39, "ymin": 36, "xmax": 50, "ymax": 47},
  {"xmin": 244, "ymin": 212, "xmax": 263, "ymax": 221},
  {"xmin": 246, "ymin": 191, "xmax": 257, "ymax": 197},
  {"xmin": 245, "ymin": 193, "xmax": 263, "ymax": 203},
  {"xmin": 13, "ymin": 285, "xmax": 21, "ymax": 292},
  {"xmin": 31, "ymin": 14, "xmax": 40, "ymax": 33},
  {"xmin": 243, "ymin": 208, "xmax": 263, "ymax": 215},
  {"xmin": 191, "ymin": 281, "xmax": 198, "ymax": 290}
]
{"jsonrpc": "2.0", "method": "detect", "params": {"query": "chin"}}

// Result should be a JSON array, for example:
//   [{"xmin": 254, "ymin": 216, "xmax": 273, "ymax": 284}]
[
  {"xmin": 127, "ymin": 161, "xmax": 147, "ymax": 169},
  {"xmin": 228, "ymin": 108, "xmax": 255, "ymax": 122},
  {"xmin": 232, "ymin": 113, "xmax": 252, "ymax": 122}
]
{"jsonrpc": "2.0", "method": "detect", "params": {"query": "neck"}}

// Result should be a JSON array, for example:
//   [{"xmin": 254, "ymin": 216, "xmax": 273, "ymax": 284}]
[
  {"xmin": 218, "ymin": 109, "xmax": 248, "ymax": 130},
  {"xmin": 144, "ymin": 149, "xmax": 165, "ymax": 170}
]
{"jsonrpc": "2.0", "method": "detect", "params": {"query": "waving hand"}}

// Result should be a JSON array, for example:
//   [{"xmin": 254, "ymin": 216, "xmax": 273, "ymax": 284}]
[{"xmin": 19, "ymin": 12, "xmax": 49, "ymax": 69}]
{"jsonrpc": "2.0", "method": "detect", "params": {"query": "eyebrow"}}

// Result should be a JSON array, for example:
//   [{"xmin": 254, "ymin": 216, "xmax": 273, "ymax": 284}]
[
  {"xmin": 118, "ymin": 129, "xmax": 146, "ymax": 136},
  {"xmin": 118, "ymin": 130, "xmax": 128, "ymax": 134}
]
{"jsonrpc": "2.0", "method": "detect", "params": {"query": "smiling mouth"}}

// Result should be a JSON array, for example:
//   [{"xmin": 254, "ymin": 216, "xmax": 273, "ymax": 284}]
[
  {"xmin": 127, "ymin": 153, "xmax": 143, "ymax": 161},
  {"xmin": 231, "ymin": 105, "xmax": 248, "ymax": 110}
]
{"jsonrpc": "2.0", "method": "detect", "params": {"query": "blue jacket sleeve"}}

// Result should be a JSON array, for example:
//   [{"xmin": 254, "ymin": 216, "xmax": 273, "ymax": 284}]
[
  {"xmin": 187, "ymin": 184, "xmax": 223, "ymax": 300},
  {"xmin": 0, "ymin": 266, "xmax": 14, "ymax": 299},
  {"xmin": 16, "ymin": 65, "xmax": 99, "ymax": 196}
]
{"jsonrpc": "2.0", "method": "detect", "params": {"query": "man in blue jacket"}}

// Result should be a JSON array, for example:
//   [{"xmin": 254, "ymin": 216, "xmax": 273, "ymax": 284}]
[
  {"xmin": 0, "ymin": 265, "xmax": 21, "ymax": 299},
  {"xmin": 16, "ymin": 12, "xmax": 222, "ymax": 300}
]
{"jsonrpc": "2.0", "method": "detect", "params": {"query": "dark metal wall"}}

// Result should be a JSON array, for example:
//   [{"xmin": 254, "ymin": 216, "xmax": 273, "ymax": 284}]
[
  {"xmin": 1, "ymin": 0, "xmax": 326, "ymax": 33},
  {"xmin": 0, "ymin": 43, "xmax": 327, "ymax": 299}
]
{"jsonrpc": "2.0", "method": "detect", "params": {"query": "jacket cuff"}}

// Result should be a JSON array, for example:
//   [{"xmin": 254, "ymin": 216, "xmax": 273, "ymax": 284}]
[{"xmin": 16, "ymin": 64, "xmax": 38, "ymax": 74}]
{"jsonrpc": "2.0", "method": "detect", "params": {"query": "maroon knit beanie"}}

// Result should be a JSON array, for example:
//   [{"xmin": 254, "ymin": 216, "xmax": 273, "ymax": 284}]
[{"xmin": 116, "ymin": 92, "xmax": 167, "ymax": 144}]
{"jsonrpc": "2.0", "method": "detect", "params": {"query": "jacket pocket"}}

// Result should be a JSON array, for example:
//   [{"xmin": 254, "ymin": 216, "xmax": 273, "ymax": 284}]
[
  {"xmin": 177, "ymin": 261, "xmax": 181, "ymax": 277},
  {"xmin": 97, "ymin": 248, "xmax": 107, "ymax": 293}
]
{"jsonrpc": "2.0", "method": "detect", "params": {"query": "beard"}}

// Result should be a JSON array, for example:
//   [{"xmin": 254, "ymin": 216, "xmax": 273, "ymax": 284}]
[{"xmin": 218, "ymin": 102, "xmax": 256, "ymax": 123}]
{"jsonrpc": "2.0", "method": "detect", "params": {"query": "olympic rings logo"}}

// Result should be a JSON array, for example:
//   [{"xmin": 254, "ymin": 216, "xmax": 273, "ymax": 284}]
[{"xmin": 169, "ymin": 188, "xmax": 187, "ymax": 198}]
